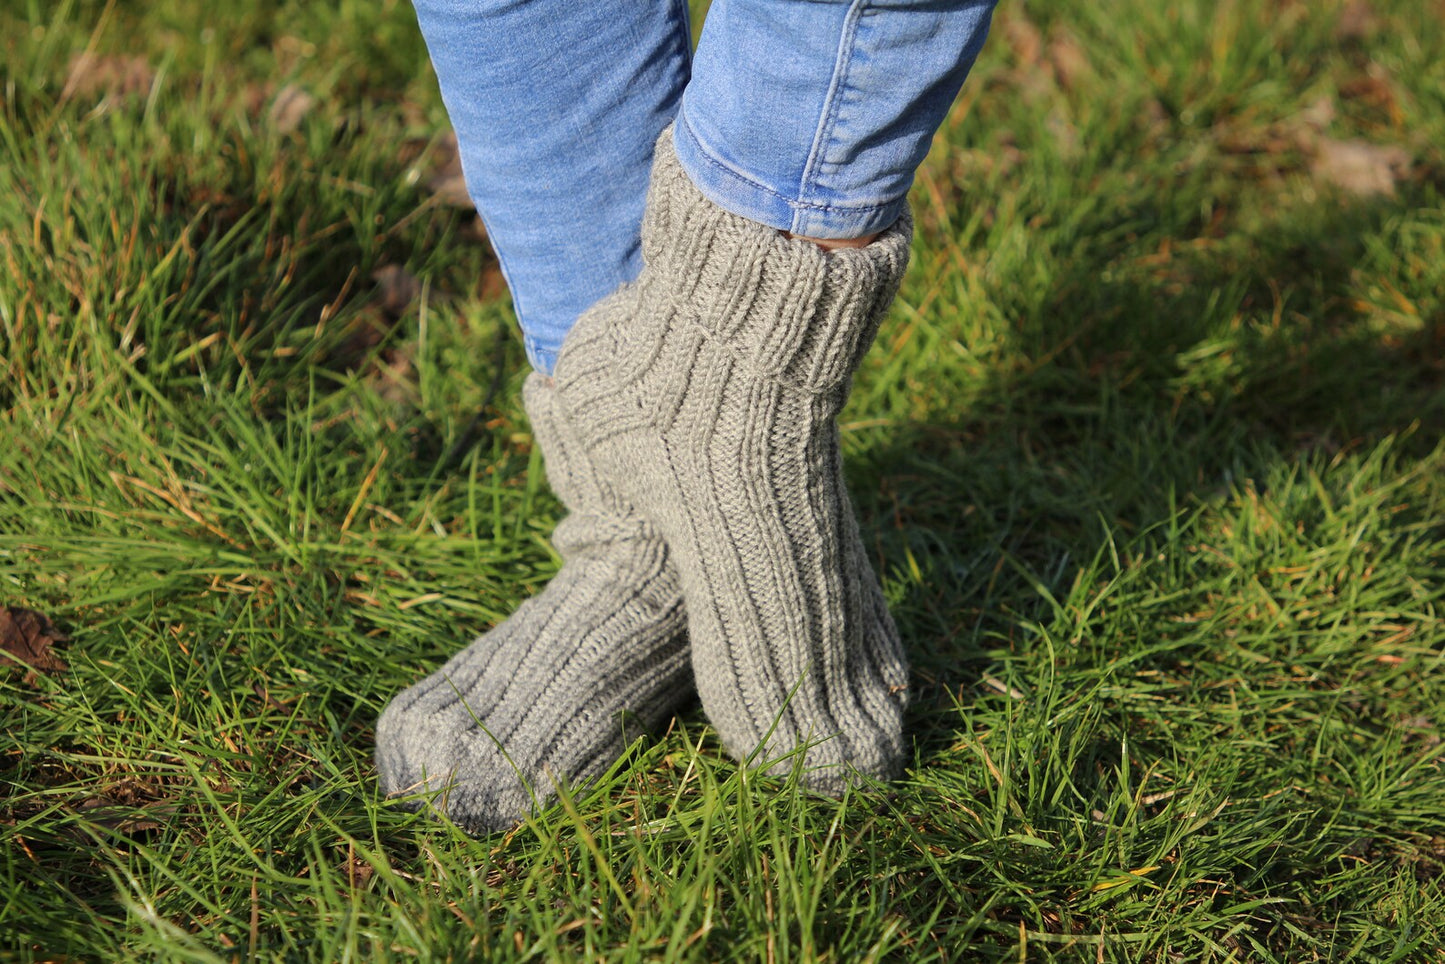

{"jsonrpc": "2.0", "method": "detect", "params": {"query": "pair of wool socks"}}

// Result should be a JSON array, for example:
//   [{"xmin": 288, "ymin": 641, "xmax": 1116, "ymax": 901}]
[{"xmin": 376, "ymin": 135, "xmax": 913, "ymax": 831}]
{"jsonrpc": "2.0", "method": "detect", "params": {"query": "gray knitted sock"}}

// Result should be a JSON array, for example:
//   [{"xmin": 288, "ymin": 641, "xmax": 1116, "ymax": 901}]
[
  {"xmin": 554, "ymin": 134, "xmax": 912, "ymax": 793},
  {"xmin": 375, "ymin": 373, "xmax": 691, "ymax": 832}
]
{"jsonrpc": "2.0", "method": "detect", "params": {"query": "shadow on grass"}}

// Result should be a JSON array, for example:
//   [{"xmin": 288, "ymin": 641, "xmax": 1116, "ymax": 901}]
[{"xmin": 847, "ymin": 181, "xmax": 1444, "ymax": 753}]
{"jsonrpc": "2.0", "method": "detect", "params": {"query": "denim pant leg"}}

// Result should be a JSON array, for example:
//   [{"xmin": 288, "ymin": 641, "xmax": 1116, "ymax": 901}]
[
  {"xmin": 676, "ymin": 0, "xmax": 997, "ymax": 239},
  {"xmin": 415, "ymin": 0, "xmax": 994, "ymax": 371},
  {"xmin": 411, "ymin": 0, "xmax": 692, "ymax": 374}
]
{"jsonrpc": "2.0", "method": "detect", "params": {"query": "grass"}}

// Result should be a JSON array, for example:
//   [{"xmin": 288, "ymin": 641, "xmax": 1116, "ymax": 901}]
[{"xmin": 2, "ymin": 0, "xmax": 1443, "ymax": 959}]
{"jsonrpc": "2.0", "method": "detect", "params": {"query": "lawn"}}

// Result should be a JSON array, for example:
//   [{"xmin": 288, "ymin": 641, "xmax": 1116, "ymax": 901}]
[{"xmin": 2, "ymin": 0, "xmax": 1443, "ymax": 959}]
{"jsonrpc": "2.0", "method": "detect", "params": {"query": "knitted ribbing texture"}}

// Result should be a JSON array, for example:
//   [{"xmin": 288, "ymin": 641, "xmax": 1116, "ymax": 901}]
[
  {"xmin": 375, "ymin": 373, "xmax": 692, "ymax": 832},
  {"xmin": 554, "ymin": 132, "xmax": 912, "ymax": 793}
]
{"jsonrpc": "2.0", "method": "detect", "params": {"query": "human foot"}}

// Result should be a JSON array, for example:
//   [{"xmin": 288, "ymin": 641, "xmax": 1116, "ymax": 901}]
[
  {"xmin": 553, "ymin": 133, "xmax": 912, "ymax": 793},
  {"xmin": 375, "ymin": 374, "xmax": 691, "ymax": 832}
]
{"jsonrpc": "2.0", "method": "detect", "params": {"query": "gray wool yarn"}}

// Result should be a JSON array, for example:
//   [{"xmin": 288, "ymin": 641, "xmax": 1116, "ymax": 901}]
[
  {"xmin": 554, "ymin": 130, "xmax": 913, "ymax": 793},
  {"xmin": 375, "ymin": 373, "xmax": 692, "ymax": 832}
]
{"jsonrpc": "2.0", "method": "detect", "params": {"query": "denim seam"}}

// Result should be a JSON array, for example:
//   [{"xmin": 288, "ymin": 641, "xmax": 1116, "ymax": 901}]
[
  {"xmin": 526, "ymin": 337, "xmax": 559, "ymax": 375},
  {"xmin": 675, "ymin": 114, "xmax": 899, "ymax": 217},
  {"xmin": 798, "ymin": 0, "xmax": 870, "ymax": 211}
]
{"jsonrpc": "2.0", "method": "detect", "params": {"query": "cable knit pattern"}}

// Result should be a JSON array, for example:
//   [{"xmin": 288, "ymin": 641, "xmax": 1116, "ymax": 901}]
[
  {"xmin": 554, "ymin": 131, "xmax": 912, "ymax": 793},
  {"xmin": 375, "ymin": 373, "xmax": 691, "ymax": 833}
]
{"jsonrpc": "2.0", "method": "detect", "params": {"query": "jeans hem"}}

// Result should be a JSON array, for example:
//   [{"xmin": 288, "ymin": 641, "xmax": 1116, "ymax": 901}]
[
  {"xmin": 672, "ymin": 115, "xmax": 907, "ymax": 240},
  {"xmin": 525, "ymin": 338, "xmax": 559, "ymax": 376}
]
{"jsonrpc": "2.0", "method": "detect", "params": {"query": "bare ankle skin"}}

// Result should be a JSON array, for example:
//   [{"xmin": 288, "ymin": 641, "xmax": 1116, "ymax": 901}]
[{"xmin": 783, "ymin": 231, "xmax": 880, "ymax": 251}]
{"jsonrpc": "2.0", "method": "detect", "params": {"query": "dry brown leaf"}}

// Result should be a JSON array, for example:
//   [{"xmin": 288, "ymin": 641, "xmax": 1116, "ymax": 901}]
[
  {"xmin": 1, "ymin": 606, "xmax": 68, "ymax": 684},
  {"xmin": 1339, "ymin": 67, "xmax": 1402, "ymax": 125},
  {"xmin": 270, "ymin": 84, "xmax": 317, "ymax": 134},
  {"xmin": 479, "ymin": 260, "xmax": 508, "ymax": 300},
  {"xmin": 343, "ymin": 851, "xmax": 374, "ymax": 889},
  {"xmin": 79, "ymin": 799, "xmax": 180, "ymax": 835},
  {"xmin": 371, "ymin": 265, "xmax": 423, "ymax": 317},
  {"xmin": 426, "ymin": 131, "xmax": 475, "ymax": 210},
  {"xmin": 1334, "ymin": 0, "xmax": 1379, "ymax": 41},
  {"xmin": 242, "ymin": 82, "xmax": 271, "ymax": 117},
  {"xmin": 252, "ymin": 681, "xmax": 294, "ymax": 712},
  {"xmin": 1001, "ymin": 14, "xmax": 1043, "ymax": 66},
  {"xmin": 369, "ymin": 347, "xmax": 418, "ymax": 406},
  {"xmin": 427, "ymin": 164, "xmax": 472, "ymax": 209},
  {"xmin": 63, "ymin": 52, "xmax": 155, "ymax": 101},
  {"xmin": 327, "ymin": 306, "xmax": 397, "ymax": 374},
  {"xmin": 1047, "ymin": 31, "xmax": 1090, "ymax": 92},
  {"xmin": 1298, "ymin": 95, "xmax": 1337, "ymax": 133},
  {"xmin": 1140, "ymin": 98, "xmax": 1171, "ymax": 136},
  {"xmin": 999, "ymin": 16, "xmax": 1056, "ymax": 102},
  {"xmin": 1311, "ymin": 138, "xmax": 1411, "ymax": 196}
]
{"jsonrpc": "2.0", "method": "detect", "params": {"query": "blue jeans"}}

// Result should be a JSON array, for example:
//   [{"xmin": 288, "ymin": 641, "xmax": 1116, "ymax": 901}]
[{"xmin": 412, "ymin": 0, "xmax": 996, "ymax": 374}]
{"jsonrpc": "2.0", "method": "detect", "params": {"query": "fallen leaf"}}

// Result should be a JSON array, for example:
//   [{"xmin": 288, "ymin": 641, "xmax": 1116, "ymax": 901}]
[
  {"xmin": 344, "ymin": 851, "xmax": 373, "ymax": 889},
  {"xmin": 269, "ymin": 84, "xmax": 317, "ymax": 134},
  {"xmin": 242, "ymin": 81, "xmax": 273, "ymax": 117},
  {"xmin": 368, "ymin": 346, "xmax": 417, "ymax": 406},
  {"xmin": 0, "ymin": 606, "xmax": 68, "ymax": 683},
  {"xmin": 1297, "ymin": 95, "xmax": 1337, "ymax": 133},
  {"xmin": 1311, "ymin": 137, "xmax": 1411, "ymax": 196},
  {"xmin": 479, "ymin": 259, "xmax": 508, "ymax": 300},
  {"xmin": 426, "ymin": 131, "xmax": 475, "ymax": 210},
  {"xmin": 1002, "ymin": 14, "xmax": 1043, "ymax": 65},
  {"xmin": 1140, "ymin": 97, "xmax": 1171, "ymax": 136},
  {"xmin": 62, "ymin": 52, "xmax": 155, "ymax": 101},
  {"xmin": 322, "ymin": 305, "xmax": 397, "ymax": 376},
  {"xmin": 1334, "ymin": 0, "xmax": 1378, "ymax": 41},
  {"xmin": 252, "ymin": 681, "xmax": 294, "ymax": 711},
  {"xmin": 79, "ymin": 799, "xmax": 180, "ymax": 835},
  {"xmin": 1339, "ymin": 67, "xmax": 1402, "ymax": 125},
  {"xmin": 1047, "ymin": 30, "xmax": 1090, "ymax": 92},
  {"xmin": 1215, "ymin": 95, "xmax": 1333, "ymax": 168},
  {"xmin": 371, "ymin": 264, "xmax": 423, "ymax": 317}
]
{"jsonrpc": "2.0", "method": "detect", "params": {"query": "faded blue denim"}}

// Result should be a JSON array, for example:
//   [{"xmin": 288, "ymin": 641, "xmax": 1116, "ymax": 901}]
[{"xmin": 411, "ymin": 0, "xmax": 996, "ymax": 373}]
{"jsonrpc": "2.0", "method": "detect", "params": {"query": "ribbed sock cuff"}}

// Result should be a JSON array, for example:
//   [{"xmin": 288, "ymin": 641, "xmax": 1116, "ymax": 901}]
[{"xmin": 639, "ymin": 130, "xmax": 913, "ymax": 393}]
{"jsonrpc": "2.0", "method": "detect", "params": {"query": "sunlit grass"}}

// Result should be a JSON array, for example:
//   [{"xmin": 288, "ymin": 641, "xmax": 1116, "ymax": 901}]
[{"xmin": 3, "ymin": 0, "xmax": 1443, "ymax": 959}]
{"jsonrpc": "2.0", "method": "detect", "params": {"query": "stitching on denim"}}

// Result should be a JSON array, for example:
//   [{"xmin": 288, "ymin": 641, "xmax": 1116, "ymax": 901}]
[
  {"xmin": 798, "ymin": 0, "xmax": 870, "ymax": 213},
  {"xmin": 526, "ymin": 337, "xmax": 559, "ymax": 373},
  {"xmin": 676, "ymin": 115, "xmax": 897, "ymax": 217}
]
